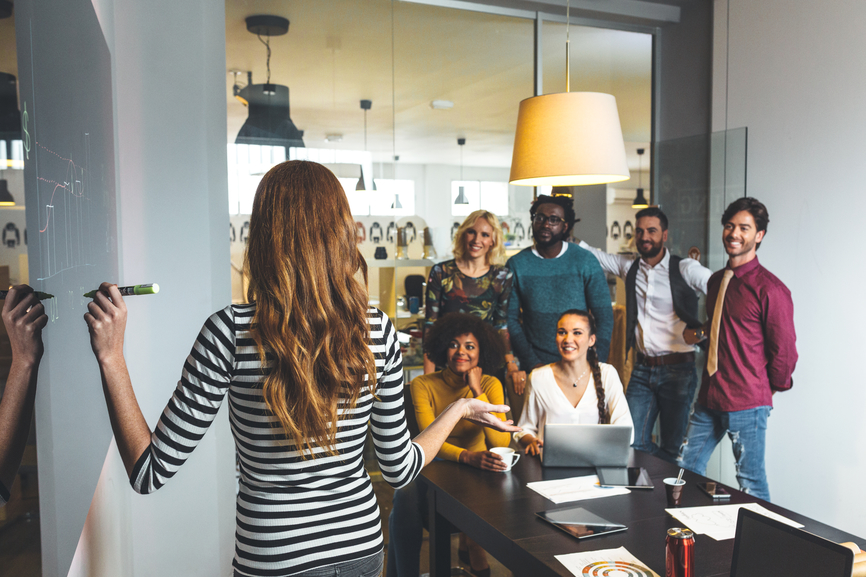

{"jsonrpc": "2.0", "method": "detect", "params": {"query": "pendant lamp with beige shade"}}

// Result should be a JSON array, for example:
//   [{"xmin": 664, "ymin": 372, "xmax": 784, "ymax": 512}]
[{"xmin": 509, "ymin": 1, "xmax": 630, "ymax": 188}]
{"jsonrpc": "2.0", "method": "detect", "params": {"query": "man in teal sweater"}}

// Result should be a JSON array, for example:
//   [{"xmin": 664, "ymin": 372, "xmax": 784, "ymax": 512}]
[{"xmin": 506, "ymin": 195, "xmax": 614, "ymax": 373}]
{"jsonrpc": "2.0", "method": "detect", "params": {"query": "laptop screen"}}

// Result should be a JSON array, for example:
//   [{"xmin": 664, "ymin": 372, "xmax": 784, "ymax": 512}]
[{"xmin": 731, "ymin": 508, "xmax": 853, "ymax": 577}]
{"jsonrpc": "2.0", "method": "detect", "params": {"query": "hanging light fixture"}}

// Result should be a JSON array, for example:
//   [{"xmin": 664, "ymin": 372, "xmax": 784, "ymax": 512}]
[
  {"xmin": 454, "ymin": 137, "xmax": 469, "ymax": 205},
  {"xmin": 509, "ymin": 1, "xmax": 629, "ymax": 187},
  {"xmin": 0, "ymin": 73, "xmax": 22, "ymax": 168},
  {"xmin": 356, "ymin": 99, "xmax": 377, "ymax": 192},
  {"xmin": 0, "ymin": 179, "xmax": 15, "ymax": 206},
  {"xmin": 235, "ymin": 16, "xmax": 305, "ymax": 149},
  {"xmin": 390, "ymin": 154, "xmax": 403, "ymax": 210},
  {"xmin": 388, "ymin": 7, "xmax": 401, "ymax": 212},
  {"xmin": 632, "ymin": 148, "xmax": 649, "ymax": 209}
]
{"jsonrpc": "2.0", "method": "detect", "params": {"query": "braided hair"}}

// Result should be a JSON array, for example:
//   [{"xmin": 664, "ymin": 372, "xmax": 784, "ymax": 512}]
[{"xmin": 558, "ymin": 309, "xmax": 608, "ymax": 424}]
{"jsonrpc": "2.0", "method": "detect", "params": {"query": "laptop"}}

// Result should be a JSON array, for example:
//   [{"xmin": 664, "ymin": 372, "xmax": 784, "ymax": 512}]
[
  {"xmin": 541, "ymin": 423, "xmax": 632, "ymax": 468},
  {"xmin": 730, "ymin": 508, "xmax": 854, "ymax": 577}
]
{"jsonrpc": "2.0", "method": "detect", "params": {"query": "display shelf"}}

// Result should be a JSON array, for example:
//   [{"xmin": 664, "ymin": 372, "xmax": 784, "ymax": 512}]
[{"xmin": 366, "ymin": 258, "xmax": 435, "ymax": 268}]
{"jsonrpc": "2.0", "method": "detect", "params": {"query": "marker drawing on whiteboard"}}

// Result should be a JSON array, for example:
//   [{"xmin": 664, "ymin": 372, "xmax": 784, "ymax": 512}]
[{"xmin": 83, "ymin": 283, "xmax": 159, "ymax": 298}]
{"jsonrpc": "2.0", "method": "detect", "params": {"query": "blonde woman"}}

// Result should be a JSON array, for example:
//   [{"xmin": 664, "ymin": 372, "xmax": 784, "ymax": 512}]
[
  {"xmin": 423, "ymin": 211, "xmax": 516, "ymax": 378},
  {"xmin": 83, "ymin": 161, "xmax": 517, "ymax": 577}
]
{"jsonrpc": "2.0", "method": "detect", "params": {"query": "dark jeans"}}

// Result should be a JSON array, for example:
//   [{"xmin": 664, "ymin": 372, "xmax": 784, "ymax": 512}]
[
  {"xmin": 385, "ymin": 480, "xmax": 427, "ymax": 577},
  {"xmin": 626, "ymin": 361, "xmax": 698, "ymax": 463},
  {"xmin": 678, "ymin": 403, "xmax": 772, "ymax": 501}
]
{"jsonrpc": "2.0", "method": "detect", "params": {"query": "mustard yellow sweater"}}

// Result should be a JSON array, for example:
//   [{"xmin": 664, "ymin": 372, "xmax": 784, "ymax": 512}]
[{"xmin": 410, "ymin": 368, "xmax": 511, "ymax": 462}]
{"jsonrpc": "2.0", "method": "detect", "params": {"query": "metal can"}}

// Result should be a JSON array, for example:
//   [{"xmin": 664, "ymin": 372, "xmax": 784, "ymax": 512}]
[{"xmin": 666, "ymin": 527, "xmax": 695, "ymax": 577}]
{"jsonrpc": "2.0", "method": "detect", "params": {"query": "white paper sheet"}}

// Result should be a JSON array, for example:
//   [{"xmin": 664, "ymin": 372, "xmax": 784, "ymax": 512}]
[
  {"xmin": 665, "ymin": 502, "xmax": 804, "ymax": 541},
  {"xmin": 526, "ymin": 474, "xmax": 630, "ymax": 504},
  {"xmin": 556, "ymin": 546, "xmax": 661, "ymax": 577}
]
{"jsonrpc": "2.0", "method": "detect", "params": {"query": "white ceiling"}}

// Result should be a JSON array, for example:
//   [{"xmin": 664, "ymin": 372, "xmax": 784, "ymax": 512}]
[{"xmin": 225, "ymin": 0, "xmax": 654, "ymax": 171}]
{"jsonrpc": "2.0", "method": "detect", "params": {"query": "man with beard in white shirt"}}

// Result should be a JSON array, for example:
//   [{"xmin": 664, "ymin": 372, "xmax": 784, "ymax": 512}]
[{"xmin": 579, "ymin": 207, "xmax": 711, "ymax": 463}]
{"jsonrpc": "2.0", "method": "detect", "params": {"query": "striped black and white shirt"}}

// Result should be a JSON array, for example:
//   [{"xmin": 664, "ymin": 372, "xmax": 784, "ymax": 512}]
[{"xmin": 130, "ymin": 305, "xmax": 424, "ymax": 576}]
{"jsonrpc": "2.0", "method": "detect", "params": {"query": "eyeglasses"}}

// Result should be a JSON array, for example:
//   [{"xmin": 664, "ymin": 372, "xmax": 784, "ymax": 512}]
[{"xmin": 532, "ymin": 214, "xmax": 566, "ymax": 226}]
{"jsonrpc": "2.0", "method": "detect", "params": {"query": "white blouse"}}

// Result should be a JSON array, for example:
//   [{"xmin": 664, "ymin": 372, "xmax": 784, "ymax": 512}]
[{"xmin": 514, "ymin": 363, "xmax": 633, "ymax": 444}]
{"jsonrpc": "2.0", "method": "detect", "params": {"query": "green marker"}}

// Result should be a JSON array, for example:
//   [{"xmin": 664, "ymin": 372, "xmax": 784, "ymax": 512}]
[
  {"xmin": 0, "ymin": 290, "xmax": 54, "ymax": 300},
  {"xmin": 83, "ymin": 283, "xmax": 159, "ymax": 298}
]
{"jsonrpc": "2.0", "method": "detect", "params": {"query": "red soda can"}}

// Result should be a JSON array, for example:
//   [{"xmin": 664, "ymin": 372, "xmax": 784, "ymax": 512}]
[{"xmin": 665, "ymin": 527, "xmax": 694, "ymax": 577}]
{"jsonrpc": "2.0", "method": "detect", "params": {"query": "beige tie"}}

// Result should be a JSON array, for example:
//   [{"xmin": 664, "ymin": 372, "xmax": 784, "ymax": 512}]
[{"xmin": 707, "ymin": 269, "xmax": 735, "ymax": 376}]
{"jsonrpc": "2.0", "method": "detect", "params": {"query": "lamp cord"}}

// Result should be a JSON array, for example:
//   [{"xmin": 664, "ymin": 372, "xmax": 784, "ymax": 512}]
[
  {"xmin": 566, "ymin": 0, "xmax": 570, "ymax": 92},
  {"xmin": 391, "ymin": 0, "xmax": 397, "ymax": 174},
  {"xmin": 257, "ymin": 34, "xmax": 272, "ymax": 84}
]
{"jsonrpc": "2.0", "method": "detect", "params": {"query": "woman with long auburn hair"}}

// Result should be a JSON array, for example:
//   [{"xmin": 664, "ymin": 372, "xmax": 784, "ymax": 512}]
[{"xmin": 84, "ymin": 160, "xmax": 518, "ymax": 577}]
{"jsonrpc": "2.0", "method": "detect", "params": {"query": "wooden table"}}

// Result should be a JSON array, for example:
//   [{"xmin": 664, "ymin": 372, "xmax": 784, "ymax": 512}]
[{"xmin": 419, "ymin": 450, "xmax": 866, "ymax": 577}]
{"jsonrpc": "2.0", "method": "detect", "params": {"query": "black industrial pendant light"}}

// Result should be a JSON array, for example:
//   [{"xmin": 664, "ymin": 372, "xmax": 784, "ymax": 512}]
[
  {"xmin": 0, "ymin": 180, "xmax": 15, "ymax": 206},
  {"xmin": 356, "ymin": 99, "xmax": 377, "ymax": 192},
  {"xmin": 0, "ymin": 73, "xmax": 21, "ymax": 142},
  {"xmin": 632, "ymin": 148, "xmax": 649, "ymax": 209},
  {"xmin": 454, "ymin": 138, "xmax": 469, "ymax": 205},
  {"xmin": 235, "ymin": 15, "xmax": 305, "ymax": 149}
]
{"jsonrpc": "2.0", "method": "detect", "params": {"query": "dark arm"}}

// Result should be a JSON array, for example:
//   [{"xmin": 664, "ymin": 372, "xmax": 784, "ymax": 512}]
[
  {"xmin": 584, "ymin": 259, "xmax": 614, "ymax": 362},
  {"xmin": 0, "ymin": 286, "xmax": 47, "ymax": 499}
]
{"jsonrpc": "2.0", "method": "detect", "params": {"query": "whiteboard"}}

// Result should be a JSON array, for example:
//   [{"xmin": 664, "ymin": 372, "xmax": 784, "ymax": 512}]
[{"xmin": 15, "ymin": 0, "xmax": 118, "ymax": 574}]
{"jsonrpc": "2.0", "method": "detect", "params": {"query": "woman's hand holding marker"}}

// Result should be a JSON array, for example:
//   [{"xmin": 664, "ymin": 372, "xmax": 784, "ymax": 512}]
[
  {"xmin": 83, "ymin": 283, "xmax": 128, "ymax": 365},
  {"xmin": 83, "ymin": 283, "xmax": 158, "ymax": 299}
]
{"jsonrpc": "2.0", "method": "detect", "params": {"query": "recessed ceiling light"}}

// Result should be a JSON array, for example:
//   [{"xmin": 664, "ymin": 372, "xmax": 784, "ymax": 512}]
[
  {"xmin": 325, "ymin": 133, "xmax": 343, "ymax": 142},
  {"xmin": 430, "ymin": 100, "xmax": 454, "ymax": 110}
]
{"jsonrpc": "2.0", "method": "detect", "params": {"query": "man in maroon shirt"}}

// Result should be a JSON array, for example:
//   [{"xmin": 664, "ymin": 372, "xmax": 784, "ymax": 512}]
[{"xmin": 678, "ymin": 198, "xmax": 797, "ymax": 501}]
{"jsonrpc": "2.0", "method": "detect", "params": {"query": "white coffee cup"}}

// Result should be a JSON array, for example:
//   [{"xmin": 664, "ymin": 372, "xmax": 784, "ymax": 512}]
[{"xmin": 490, "ymin": 447, "xmax": 521, "ymax": 472}]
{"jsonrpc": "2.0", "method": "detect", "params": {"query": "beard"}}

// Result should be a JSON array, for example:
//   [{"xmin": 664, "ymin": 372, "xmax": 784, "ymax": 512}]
[
  {"xmin": 637, "ymin": 240, "xmax": 663, "ymax": 259},
  {"xmin": 533, "ymin": 228, "xmax": 568, "ymax": 249}
]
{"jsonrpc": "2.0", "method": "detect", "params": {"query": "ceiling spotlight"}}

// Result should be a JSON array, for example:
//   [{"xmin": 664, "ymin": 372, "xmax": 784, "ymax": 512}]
[{"xmin": 325, "ymin": 134, "xmax": 343, "ymax": 142}]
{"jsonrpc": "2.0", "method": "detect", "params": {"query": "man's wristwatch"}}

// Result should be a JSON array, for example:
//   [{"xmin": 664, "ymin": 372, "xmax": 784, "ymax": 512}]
[{"xmin": 694, "ymin": 327, "xmax": 707, "ymax": 341}]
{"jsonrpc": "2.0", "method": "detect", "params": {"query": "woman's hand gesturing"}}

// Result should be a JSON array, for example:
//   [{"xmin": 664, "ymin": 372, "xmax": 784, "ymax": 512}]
[{"xmin": 459, "ymin": 398, "xmax": 520, "ymax": 433}]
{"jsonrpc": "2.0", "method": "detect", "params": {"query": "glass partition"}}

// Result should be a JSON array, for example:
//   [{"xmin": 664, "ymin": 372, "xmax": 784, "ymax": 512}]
[{"xmin": 653, "ymin": 127, "xmax": 748, "ymax": 273}]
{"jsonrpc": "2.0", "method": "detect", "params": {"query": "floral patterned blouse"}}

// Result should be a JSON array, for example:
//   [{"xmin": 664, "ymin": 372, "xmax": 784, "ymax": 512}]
[{"xmin": 424, "ymin": 259, "xmax": 513, "ymax": 344}]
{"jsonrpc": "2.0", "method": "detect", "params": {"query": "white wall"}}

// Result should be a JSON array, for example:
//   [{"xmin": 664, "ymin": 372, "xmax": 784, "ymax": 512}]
[
  {"xmin": 713, "ymin": 0, "xmax": 866, "ymax": 537},
  {"xmin": 68, "ymin": 0, "xmax": 236, "ymax": 575}
]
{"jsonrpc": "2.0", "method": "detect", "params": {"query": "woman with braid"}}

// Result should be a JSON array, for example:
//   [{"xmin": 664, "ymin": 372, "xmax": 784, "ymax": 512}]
[{"xmin": 514, "ymin": 310, "xmax": 632, "ymax": 456}]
